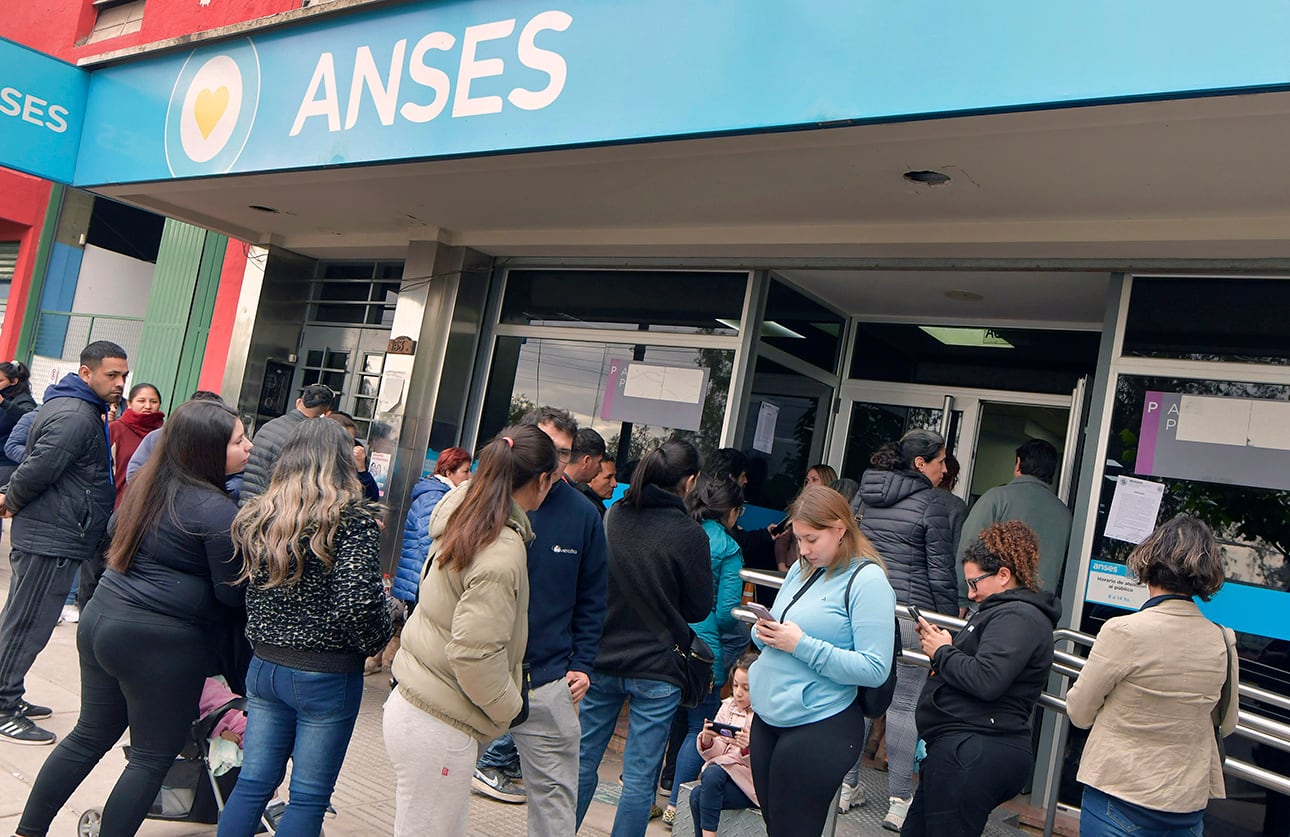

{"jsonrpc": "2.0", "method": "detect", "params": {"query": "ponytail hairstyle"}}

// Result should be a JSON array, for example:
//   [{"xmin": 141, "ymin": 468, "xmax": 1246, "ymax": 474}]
[
  {"xmin": 788, "ymin": 485, "xmax": 886, "ymax": 577},
  {"xmin": 623, "ymin": 438, "xmax": 701, "ymax": 509},
  {"xmin": 869, "ymin": 428, "xmax": 946, "ymax": 472},
  {"xmin": 962, "ymin": 521, "xmax": 1041, "ymax": 592},
  {"xmin": 686, "ymin": 474, "xmax": 744, "ymax": 524},
  {"xmin": 0, "ymin": 361, "xmax": 31, "ymax": 396},
  {"xmin": 436, "ymin": 425, "xmax": 558, "ymax": 572},
  {"xmin": 232, "ymin": 418, "xmax": 365, "ymax": 588}
]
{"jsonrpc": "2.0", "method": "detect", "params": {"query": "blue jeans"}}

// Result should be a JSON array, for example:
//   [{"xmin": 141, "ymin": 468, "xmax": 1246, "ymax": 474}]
[
  {"xmin": 1080, "ymin": 787, "xmax": 1205, "ymax": 837},
  {"xmin": 217, "ymin": 657, "xmax": 364, "ymax": 837},
  {"xmin": 576, "ymin": 676, "xmax": 681, "ymax": 837},
  {"xmin": 477, "ymin": 732, "xmax": 520, "ymax": 772},
  {"xmin": 668, "ymin": 690, "xmax": 721, "ymax": 807}
]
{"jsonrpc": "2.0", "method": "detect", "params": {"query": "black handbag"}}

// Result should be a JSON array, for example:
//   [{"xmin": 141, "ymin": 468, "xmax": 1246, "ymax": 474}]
[{"xmin": 609, "ymin": 558, "xmax": 715, "ymax": 708}]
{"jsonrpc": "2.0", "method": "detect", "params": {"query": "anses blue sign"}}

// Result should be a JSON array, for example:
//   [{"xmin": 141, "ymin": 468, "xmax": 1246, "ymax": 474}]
[{"xmin": 0, "ymin": 37, "xmax": 88, "ymax": 185}]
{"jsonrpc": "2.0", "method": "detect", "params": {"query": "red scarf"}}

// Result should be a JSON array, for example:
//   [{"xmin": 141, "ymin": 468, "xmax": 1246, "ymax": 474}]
[
  {"xmin": 111, "ymin": 409, "xmax": 165, "ymax": 507},
  {"xmin": 118, "ymin": 408, "xmax": 165, "ymax": 438}
]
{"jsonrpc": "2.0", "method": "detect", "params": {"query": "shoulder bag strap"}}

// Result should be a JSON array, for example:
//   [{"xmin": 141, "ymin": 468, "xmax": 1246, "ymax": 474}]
[
  {"xmin": 777, "ymin": 568, "xmax": 826, "ymax": 623},
  {"xmin": 843, "ymin": 559, "xmax": 873, "ymax": 617}
]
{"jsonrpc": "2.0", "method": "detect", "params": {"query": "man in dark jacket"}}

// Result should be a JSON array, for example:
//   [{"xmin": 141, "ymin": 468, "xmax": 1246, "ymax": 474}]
[
  {"xmin": 238, "ymin": 383, "xmax": 333, "ymax": 504},
  {"xmin": 0, "ymin": 340, "xmax": 127, "ymax": 744},
  {"xmin": 472, "ymin": 407, "xmax": 609, "ymax": 837},
  {"xmin": 567, "ymin": 427, "xmax": 607, "ymax": 515}
]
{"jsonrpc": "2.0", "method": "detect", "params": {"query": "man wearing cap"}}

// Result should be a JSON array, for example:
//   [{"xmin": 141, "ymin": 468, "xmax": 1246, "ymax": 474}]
[{"xmin": 239, "ymin": 384, "xmax": 334, "ymax": 505}]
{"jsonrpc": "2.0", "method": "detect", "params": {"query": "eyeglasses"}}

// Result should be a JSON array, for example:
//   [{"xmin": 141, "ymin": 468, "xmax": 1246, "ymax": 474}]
[{"xmin": 965, "ymin": 571, "xmax": 997, "ymax": 592}]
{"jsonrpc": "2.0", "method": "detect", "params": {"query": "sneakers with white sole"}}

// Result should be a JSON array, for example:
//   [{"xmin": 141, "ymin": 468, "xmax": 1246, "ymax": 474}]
[
  {"xmin": 882, "ymin": 796, "xmax": 911, "ymax": 831},
  {"xmin": 471, "ymin": 767, "xmax": 526, "ymax": 803},
  {"xmin": 59, "ymin": 604, "xmax": 79, "ymax": 625},
  {"xmin": 837, "ymin": 782, "xmax": 864, "ymax": 813},
  {"xmin": 18, "ymin": 699, "xmax": 52, "ymax": 720},
  {"xmin": 0, "ymin": 712, "xmax": 56, "ymax": 745}
]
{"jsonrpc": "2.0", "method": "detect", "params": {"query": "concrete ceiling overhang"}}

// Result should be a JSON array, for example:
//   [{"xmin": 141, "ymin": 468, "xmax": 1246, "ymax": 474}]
[{"xmin": 92, "ymin": 90, "xmax": 1290, "ymax": 325}]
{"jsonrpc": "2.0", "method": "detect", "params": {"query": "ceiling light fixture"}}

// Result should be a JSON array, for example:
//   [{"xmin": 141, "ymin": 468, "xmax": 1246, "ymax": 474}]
[
  {"xmin": 903, "ymin": 170, "xmax": 952, "ymax": 186},
  {"xmin": 716, "ymin": 319, "xmax": 806, "ymax": 339}
]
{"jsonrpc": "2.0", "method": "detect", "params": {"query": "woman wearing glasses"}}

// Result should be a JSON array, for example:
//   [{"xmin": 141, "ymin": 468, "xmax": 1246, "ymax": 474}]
[{"xmin": 907, "ymin": 521, "xmax": 1061, "ymax": 837}]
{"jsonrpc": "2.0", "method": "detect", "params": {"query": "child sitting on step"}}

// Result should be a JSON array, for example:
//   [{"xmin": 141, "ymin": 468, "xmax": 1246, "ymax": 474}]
[{"xmin": 688, "ymin": 651, "xmax": 760, "ymax": 837}]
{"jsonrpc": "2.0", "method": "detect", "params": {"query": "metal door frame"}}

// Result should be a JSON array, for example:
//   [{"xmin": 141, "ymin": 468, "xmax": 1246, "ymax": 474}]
[{"xmin": 829, "ymin": 380, "xmax": 1073, "ymax": 501}]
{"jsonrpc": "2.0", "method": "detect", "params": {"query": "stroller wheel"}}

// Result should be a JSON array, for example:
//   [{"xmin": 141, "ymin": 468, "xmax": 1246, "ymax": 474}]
[{"xmin": 77, "ymin": 807, "xmax": 103, "ymax": 837}]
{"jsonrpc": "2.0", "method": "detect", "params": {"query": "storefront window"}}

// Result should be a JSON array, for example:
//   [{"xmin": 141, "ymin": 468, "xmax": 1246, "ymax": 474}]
[
  {"xmin": 760, "ymin": 279, "xmax": 846, "ymax": 373},
  {"xmin": 1077, "ymin": 373, "xmax": 1290, "ymax": 824},
  {"xmin": 736, "ymin": 356, "xmax": 833, "ymax": 512},
  {"xmin": 1124, "ymin": 277, "xmax": 1290, "ymax": 365},
  {"xmin": 479, "ymin": 336, "xmax": 733, "ymax": 466},
  {"xmin": 499, "ymin": 270, "xmax": 745, "ymax": 335}
]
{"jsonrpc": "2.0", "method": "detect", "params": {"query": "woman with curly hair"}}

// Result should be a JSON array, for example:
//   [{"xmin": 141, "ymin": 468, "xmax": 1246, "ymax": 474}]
[
  {"xmin": 906, "ymin": 521, "xmax": 1062, "ymax": 837},
  {"xmin": 217, "ymin": 418, "xmax": 393, "ymax": 836}
]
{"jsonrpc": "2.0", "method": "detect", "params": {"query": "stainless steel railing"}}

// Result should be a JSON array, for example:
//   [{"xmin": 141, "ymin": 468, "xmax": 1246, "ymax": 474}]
[{"xmin": 737, "ymin": 567, "xmax": 1290, "ymax": 835}]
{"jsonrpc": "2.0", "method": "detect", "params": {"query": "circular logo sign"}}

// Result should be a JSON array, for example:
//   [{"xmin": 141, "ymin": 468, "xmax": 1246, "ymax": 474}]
[{"xmin": 165, "ymin": 39, "xmax": 260, "ymax": 177}]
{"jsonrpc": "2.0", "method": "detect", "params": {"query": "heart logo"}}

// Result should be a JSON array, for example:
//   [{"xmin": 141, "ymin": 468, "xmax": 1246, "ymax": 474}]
[{"xmin": 193, "ymin": 86, "xmax": 230, "ymax": 139}]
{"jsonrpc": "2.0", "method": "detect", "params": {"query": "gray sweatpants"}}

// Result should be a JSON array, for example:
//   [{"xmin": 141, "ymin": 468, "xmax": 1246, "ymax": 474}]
[
  {"xmin": 383, "ymin": 689, "xmax": 480, "ymax": 837},
  {"xmin": 511, "ymin": 677, "xmax": 581, "ymax": 837}
]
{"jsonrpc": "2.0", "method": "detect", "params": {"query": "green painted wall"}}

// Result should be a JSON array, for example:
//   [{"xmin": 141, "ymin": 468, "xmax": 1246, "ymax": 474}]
[{"xmin": 131, "ymin": 220, "xmax": 227, "ymax": 412}]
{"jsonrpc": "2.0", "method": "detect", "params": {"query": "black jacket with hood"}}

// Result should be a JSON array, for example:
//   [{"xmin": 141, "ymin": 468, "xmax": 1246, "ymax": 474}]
[
  {"xmin": 916, "ymin": 587, "xmax": 1062, "ymax": 740},
  {"xmin": 0, "ymin": 383, "xmax": 38, "ymax": 480},
  {"xmin": 3, "ymin": 374, "xmax": 115, "ymax": 559},
  {"xmin": 855, "ymin": 468, "xmax": 958, "ymax": 615}
]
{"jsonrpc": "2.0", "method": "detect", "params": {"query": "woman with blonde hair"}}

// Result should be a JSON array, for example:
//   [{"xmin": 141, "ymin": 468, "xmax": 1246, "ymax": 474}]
[
  {"xmin": 1067, "ymin": 514, "xmax": 1238, "ymax": 836},
  {"xmin": 748, "ymin": 485, "xmax": 896, "ymax": 837},
  {"xmin": 384, "ymin": 425, "xmax": 559, "ymax": 837},
  {"xmin": 217, "ymin": 418, "xmax": 392, "ymax": 836},
  {"xmin": 907, "ymin": 521, "xmax": 1061, "ymax": 836}
]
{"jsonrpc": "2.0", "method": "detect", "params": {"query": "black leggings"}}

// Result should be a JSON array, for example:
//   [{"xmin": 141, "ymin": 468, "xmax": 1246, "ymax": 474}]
[
  {"xmin": 17, "ymin": 599, "xmax": 210, "ymax": 837},
  {"xmin": 902, "ymin": 730, "xmax": 1032, "ymax": 837},
  {"xmin": 750, "ymin": 697, "xmax": 865, "ymax": 837}
]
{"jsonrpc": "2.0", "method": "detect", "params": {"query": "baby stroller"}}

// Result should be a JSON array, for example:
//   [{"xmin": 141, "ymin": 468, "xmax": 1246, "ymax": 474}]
[{"xmin": 76, "ymin": 697, "xmax": 306, "ymax": 836}]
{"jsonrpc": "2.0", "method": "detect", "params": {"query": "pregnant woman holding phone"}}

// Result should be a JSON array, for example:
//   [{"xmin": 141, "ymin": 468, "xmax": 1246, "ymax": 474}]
[{"xmin": 747, "ymin": 485, "xmax": 896, "ymax": 837}]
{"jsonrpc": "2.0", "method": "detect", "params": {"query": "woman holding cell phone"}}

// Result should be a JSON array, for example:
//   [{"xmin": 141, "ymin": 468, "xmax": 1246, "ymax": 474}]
[{"xmin": 747, "ymin": 485, "xmax": 896, "ymax": 837}]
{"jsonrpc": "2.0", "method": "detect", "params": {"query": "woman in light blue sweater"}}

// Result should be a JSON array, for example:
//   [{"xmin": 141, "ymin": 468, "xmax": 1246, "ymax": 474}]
[{"xmin": 749, "ymin": 485, "xmax": 896, "ymax": 837}]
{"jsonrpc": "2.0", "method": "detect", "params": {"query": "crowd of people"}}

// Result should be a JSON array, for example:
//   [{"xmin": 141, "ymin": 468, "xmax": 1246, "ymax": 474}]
[{"xmin": 0, "ymin": 341, "xmax": 1241, "ymax": 837}]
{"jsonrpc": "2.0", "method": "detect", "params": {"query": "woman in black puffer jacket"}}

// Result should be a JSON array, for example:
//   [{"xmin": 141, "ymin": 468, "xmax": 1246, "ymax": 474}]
[{"xmin": 848, "ymin": 428, "xmax": 957, "ymax": 831}]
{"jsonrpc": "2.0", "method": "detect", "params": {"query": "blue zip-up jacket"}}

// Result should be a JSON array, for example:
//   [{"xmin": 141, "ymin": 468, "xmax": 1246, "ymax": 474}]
[
  {"xmin": 393, "ymin": 474, "xmax": 454, "ymax": 602},
  {"xmin": 692, "ymin": 519, "xmax": 744, "ymax": 688},
  {"xmin": 525, "ymin": 478, "xmax": 609, "ymax": 687},
  {"xmin": 749, "ymin": 558, "xmax": 896, "ymax": 727}
]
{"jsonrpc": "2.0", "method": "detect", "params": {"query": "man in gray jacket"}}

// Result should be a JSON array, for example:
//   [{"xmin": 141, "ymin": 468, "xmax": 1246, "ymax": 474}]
[
  {"xmin": 958, "ymin": 439, "xmax": 1072, "ymax": 597},
  {"xmin": 238, "ymin": 384, "xmax": 334, "ymax": 504},
  {"xmin": 0, "ymin": 341, "xmax": 128, "ymax": 745}
]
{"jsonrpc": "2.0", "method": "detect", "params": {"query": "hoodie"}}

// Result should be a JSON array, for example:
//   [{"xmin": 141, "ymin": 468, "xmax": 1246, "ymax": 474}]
[
  {"xmin": 392, "ymin": 484, "xmax": 532, "ymax": 742},
  {"xmin": 3, "ymin": 374, "xmax": 115, "ymax": 559},
  {"xmin": 915, "ymin": 587, "xmax": 1062, "ymax": 740},
  {"xmin": 855, "ymin": 468, "xmax": 958, "ymax": 616}
]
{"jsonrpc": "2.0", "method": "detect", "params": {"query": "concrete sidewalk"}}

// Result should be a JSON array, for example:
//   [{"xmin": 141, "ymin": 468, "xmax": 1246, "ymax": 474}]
[{"xmin": 0, "ymin": 532, "xmax": 1034, "ymax": 836}]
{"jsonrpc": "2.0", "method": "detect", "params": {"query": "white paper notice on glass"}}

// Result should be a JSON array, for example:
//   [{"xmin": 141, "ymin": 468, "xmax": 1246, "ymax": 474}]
[
  {"xmin": 377, "ymin": 372, "xmax": 406, "ymax": 413},
  {"xmin": 753, "ymin": 401, "xmax": 779, "ymax": 454},
  {"xmin": 1103, "ymin": 476, "xmax": 1166, "ymax": 544}
]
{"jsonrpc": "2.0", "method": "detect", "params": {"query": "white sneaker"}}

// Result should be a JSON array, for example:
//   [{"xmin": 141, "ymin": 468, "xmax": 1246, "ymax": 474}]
[
  {"xmin": 837, "ymin": 782, "xmax": 864, "ymax": 813},
  {"xmin": 882, "ymin": 796, "xmax": 911, "ymax": 831},
  {"xmin": 60, "ymin": 605, "xmax": 79, "ymax": 625}
]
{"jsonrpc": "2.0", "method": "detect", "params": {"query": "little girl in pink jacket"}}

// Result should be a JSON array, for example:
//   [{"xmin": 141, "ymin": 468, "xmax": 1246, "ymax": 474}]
[{"xmin": 689, "ymin": 652, "xmax": 759, "ymax": 837}]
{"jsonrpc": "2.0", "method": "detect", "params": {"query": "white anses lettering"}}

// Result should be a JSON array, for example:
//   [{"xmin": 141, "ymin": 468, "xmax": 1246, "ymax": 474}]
[
  {"xmin": 0, "ymin": 87, "xmax": 70, "ymax": 133},
  {"xmin": 290, "ymin": 10, "xmax": 572, "ymax": 137}
]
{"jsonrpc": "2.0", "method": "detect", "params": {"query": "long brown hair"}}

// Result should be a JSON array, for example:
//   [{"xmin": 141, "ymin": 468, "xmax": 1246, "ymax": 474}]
[
  {"xmin": 436, "ymin": 425, "xmax": 558, "ymax": 572},
  {"xmin": 232, "ymin": 418, "xmax": 365, "ymax": 587},
  {"xmin": 107, "ymin": 400, "xmax": 240, "ymax": 573},
  {"xmin": 788, "ymin": 485, "xmax": 886, "ymax": 577}
]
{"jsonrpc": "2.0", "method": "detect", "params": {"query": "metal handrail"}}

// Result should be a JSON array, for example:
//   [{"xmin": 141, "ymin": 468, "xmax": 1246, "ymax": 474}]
[{"xmin": 736, "ymin": 567, "xmax": 1290, "ymax": 832}]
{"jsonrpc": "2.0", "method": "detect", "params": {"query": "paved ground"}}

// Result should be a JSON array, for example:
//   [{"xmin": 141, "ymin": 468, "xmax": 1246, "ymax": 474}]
[{"xmin": 0, "ymin": 529, "xmax": 1032, "ymax": 836}]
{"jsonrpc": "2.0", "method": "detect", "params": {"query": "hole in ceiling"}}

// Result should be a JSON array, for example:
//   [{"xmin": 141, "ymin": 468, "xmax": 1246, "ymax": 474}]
[
  {"xmin": 248, "ymin": 205, "xmax": 279, "ymax": 214},
  {"xmin": 903, "ymin": 170, "xmax": 952, "ymax": 186}
]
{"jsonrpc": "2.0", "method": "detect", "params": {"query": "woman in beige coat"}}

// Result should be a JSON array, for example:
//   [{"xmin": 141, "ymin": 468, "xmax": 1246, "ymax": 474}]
[
  {"xmin": 384, "ymin": 425, "xmax": 559, "ymax": 837},
  {"xmin": 1067, "ymin": 514, "xmax": 1239, "ymax": 836}
]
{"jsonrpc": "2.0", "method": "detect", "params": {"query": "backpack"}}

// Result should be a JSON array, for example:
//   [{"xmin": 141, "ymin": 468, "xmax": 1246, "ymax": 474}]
[{"xmin": 844, "ymin": 559, "xmax": 901, "ymax": 718}]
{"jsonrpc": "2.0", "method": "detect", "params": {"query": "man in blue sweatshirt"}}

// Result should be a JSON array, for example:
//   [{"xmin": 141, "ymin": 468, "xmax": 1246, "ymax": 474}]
[
  {"xmin": 0, "ymin": 341, "xmax": 127, "ymax": 745},
  {"xmin": 471, "ymin": 407, "xmax": 609, "ymax": 837}
]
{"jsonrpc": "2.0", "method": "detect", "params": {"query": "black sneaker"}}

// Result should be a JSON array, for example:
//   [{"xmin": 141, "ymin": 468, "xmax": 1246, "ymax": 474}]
[
  {"xmin": 18, "ymin": 699, "xmax": 52, "ymax": 720},
  {"xmin": 0, "ymin": 712, "xmax": 56, "ymax": 745},
  {"xmin": 471, "ymin": 767, "xmax": 527, "ymax": 803}
]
